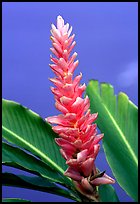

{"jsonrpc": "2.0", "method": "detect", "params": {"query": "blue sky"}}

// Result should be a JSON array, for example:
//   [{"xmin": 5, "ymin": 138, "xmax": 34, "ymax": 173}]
[{"xmin": 2, "ymin": 2, "xmax": 138, "ymax": 202}]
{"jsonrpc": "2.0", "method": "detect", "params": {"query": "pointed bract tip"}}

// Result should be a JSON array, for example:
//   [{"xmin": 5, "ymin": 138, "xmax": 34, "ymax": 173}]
[{"xmin": 57, "ymin": 15, "xmax": 63, "ymax": 19}]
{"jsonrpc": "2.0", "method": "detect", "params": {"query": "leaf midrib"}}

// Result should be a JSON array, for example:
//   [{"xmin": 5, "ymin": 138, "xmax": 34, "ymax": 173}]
[
  {"xmin": 2, "ymin": 125, "xmax": 65, "ymax": 175},
  {"xmin": 89, "ymin": 84, "xmax": 138, "ymax": 166},
  {"xmin": 103, "ymin": 104, "xmax": 137, "ymax": 165},
  {"xmin": 2, "ymin": 142, "xmax": 63, "ymax": 183}
]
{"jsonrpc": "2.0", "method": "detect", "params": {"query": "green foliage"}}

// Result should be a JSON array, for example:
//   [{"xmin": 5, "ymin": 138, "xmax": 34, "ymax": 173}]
[
  {"xmin": 2, "ymin": 99, "xmax": 71, "ymax": 185},
  {"xmin": 86, "ymin": 80, "xmax": 138, "ymax": 201},
  {"xmin": 2, "ymin": 198, "xmax": 31, "ymax": 202},
  {"xmin": 2, "ymin": 99, "xmax": 81, "ymax": 202},
  {"xmin": 3, "ymin": 91, "xmax": 135, "ymax": 202},
  {"xmin": 2, "ymin": 142, "xmax": 65, "ymax": 184},
  {"xmin": 2, "ymin": 173, "xmax": 77, "ymax": 201},
  {"xmin": 99, "ymin": 185, "xmax": 119, "ymax": 202}
]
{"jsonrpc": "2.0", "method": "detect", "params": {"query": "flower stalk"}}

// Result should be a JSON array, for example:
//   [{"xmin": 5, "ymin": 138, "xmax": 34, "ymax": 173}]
[{"xmin": 46, "ymin": 15, "xmax": 115, "ymax": 201}]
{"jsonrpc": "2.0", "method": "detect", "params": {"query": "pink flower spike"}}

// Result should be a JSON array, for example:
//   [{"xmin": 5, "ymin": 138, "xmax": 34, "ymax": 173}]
[
  {"xmin": 77, "ymin": 149, "xmax": 88, "ymax": 163},
  {"xmin": 60, "ymin": 96, "xmax": 73, "ymax": 106},
  {"xmin": 53, "ymin": 43, "xmax": 62, "ymax": 54},
  {"xmin": 62, "ymin": 23, "xmax": 69, "ymax": 33},
  {"xmin": 67, "ymin": 34, "xmax": 75, "ymax": 46},
  {"xmin": 81, "ymin": 158, "xmax": 94, "ymax": 177},
  {"xmin": 55, "ymin": 101, "xmax": 69, "ymax": 114},
  {"xmin": 90, "ymin": 173, "xmax": 115, "ymax": 186},
  {"xmin": 73, "ymin": 139, "xmax": 82, "ymax": 148},
  {"xmin": 60, "ymin": 148, "xmax": 71, "ymax": 160},
  {"xmin": 71, "ymin": 97, "xmax": 84, "ymax": 112},
  {"xmin": 64, "ymin": 167, "xmax": 82, "ymax": 181},
  {"xmin": 67, "ymin": 26, "xmax": 73, "ymax": 37},
  {"xmin": 55, "ymin": 138, "xmax": 72, "ymax": 146},
  {"xmin": 72, "ymin": 72, "xmax": 82, "ymax": 88},
  {"xmin": 57, "ymin": 15, "xmax": 64, "ymax": 30},
  {"xmin": 68, "ymin": 52, "xmax": 78, "ymax": 66},
  {"xmin": 81, "ymin": 178, "xmax": 94, "ymax": 193},
  {"xmin": 50, "ymin": 87, "xmax": 62, "ymax": 98},
  {"xmin": 58, "ymin": 58, "xmax": 68, "ymax": 72},
  {"xmin": 66, "ymin": 158, "xmax": 78, "ymax": 167},
  {"xmin": 50, "ymin": 48, "xmax": 60, "ymax": 58},
  {"xmin": 49, "ymin": 77, "xmax": 63, "ymax": 88},
  {"xmin": 51, "ymin": 25, "xmax": 61, "ymax": 39},
  {"xmin": 68, "ymin": 40, "xmax": 76, "ymax": 51},
  {"xmin": 46, "ymin": 15, "xmax": 115, "ymax": 199},
  {"xmin": 93, "ymin": 134, "xmax": 104, "ymax": 145}
]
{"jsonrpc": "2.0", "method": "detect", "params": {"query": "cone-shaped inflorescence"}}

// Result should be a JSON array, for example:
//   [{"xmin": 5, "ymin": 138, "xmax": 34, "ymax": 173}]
[{"xmin": 46, "ymin": 15, "xmax": 115, "ymax": 200}]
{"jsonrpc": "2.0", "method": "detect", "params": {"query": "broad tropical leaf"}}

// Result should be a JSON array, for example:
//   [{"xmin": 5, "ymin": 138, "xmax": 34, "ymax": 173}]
[
  {"xmin": 86, "ymin": 80, "xmax": 138, "ymax": 201},
  {"xmin": 99, "ymin": 184, "xmax": 119, "ymax": 202},
  {"xmin": 2, "ymin": 142, "xmax": 65, "ymax": 184},
  {"xmin": 2, "ymin": 99, "xmax": 72, "ymax": 188},
  {"xmin": 2, "ymin": 173, "xmax": 80, "ymax": 201},
  {"xmin": 2, "ymin": 198, "xmax": 31, "ymax": 202}
]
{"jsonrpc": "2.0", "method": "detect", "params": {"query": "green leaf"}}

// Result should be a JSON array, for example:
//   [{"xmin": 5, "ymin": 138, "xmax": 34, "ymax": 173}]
[
  {"xmin": 2, "ymin": 173, "xmax": 80, "ymax": 201},
  {"xmin": 2, "ymin": 142, "xmax": 65, "ymax": 184},
  {"xmin": 99, "ymin": 184, "xmax": 119, "ymax": 202},
  {"xmin": 86, "ymin": 80, "xmax": 138, "ymax": 201},
  {"xmin": 2, "ymin": 198, "xmax": 31, "ymax": 202},
  {"xmin": 2, "ymin": 99, "xmax": 72, "ymax": 187}
]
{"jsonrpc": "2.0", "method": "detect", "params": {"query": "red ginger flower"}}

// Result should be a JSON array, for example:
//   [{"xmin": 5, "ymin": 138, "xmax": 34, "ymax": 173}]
[{"xmin": 46, "ymin": 15, "xmax": 115, "ymax": 200}]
